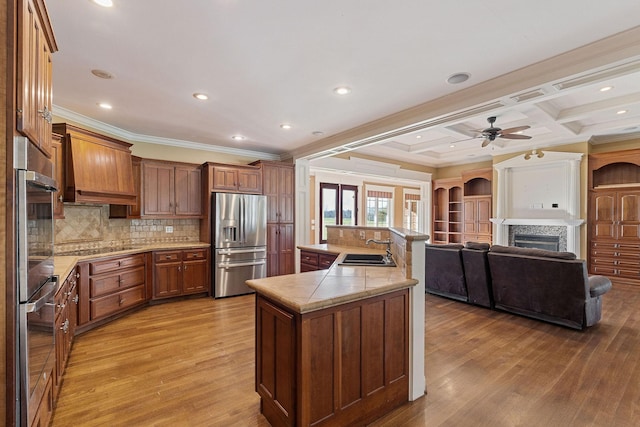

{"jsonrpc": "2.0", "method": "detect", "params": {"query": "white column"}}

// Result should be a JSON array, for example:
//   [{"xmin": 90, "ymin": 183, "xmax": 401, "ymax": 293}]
[
  {"xmin": 408, "ymin": 238, "xmax": 426, "ymax": 400},
  {"xmin": 294, "ymin": 159, "xmax": 310, "ymax": 272},
  {"xmin": 420, "ymin": 181, "xmax": 431, "ymax": 239}
]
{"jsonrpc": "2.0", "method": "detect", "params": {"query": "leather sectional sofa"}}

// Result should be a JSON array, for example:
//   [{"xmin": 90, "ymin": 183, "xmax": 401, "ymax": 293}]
[{"xmin": 425, "ymin": 243, "xmax": 612, "ymax": 330}]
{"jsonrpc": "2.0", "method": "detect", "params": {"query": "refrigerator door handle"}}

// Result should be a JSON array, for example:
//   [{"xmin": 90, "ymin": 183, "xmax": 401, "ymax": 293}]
[{"xmin": 218, "ymin": 260, "xmax": 266, "ymax": 269}]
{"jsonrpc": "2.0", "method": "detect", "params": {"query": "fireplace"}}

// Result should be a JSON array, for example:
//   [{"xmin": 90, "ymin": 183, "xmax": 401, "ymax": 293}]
[{"xmin": 513, "ymin": 234, "xmax": 560, "ymax": 251}]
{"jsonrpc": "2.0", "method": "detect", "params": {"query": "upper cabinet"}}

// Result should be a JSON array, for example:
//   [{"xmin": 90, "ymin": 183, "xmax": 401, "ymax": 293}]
[
  {"xmin": 51, "ymin": 132, "xmax": 64, "ymax": 218},
  {"xmin": 210, "ymin": 164, "xmax": 262, "ymax": 194},
  {"xmin": 462, "ymin": 168, "xmax": 492, "ymax": 244},
  {"xmin": 52, "ymin": 123, "xmax": 137, "ymax": 205},
  {"xmin": 17, "ymin": 0, "xmax": 58, "ymax": 156},
  {"xmin": 142, "ymin": 160, "xmax": 202, "ymax": 218}
]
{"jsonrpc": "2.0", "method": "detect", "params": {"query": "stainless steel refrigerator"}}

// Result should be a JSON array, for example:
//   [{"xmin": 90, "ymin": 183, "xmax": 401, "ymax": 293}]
[{"xmin": 212, "ymin": 192, "xmax": 267, "ymax": 298}]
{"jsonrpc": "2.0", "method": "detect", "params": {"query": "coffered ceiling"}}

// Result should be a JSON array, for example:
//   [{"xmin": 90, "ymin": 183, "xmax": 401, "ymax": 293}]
[{"xmin": 48, "ymin": 1, "xmax": 640, "ymax": 168}]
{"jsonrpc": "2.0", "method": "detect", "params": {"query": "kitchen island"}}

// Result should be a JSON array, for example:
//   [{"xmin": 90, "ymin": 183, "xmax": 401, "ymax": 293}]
[{"xmin": 246, "ymin": 246, "xmax": 418, "ymax": 427}]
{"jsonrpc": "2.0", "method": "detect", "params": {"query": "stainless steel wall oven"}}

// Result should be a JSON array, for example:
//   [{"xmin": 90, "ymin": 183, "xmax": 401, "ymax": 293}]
[{"xmin": 15, "ymin": 137, "xmax": 58, "ymax": 426}]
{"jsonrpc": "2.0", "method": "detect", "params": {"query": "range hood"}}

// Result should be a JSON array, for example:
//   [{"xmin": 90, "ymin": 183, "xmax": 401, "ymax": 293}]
[{"xmin": 53, "ymin": 123, "xmax": 137, "ymax": 205}]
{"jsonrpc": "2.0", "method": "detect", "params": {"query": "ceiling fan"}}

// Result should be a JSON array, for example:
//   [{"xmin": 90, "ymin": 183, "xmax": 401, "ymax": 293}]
[{"xmin": 478, "ymin": 116, "xmax": 531, "ymax": 147}]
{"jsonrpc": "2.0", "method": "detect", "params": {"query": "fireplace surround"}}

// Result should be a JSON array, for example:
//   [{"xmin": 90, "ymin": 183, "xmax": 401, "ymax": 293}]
[{"xmin": 491, "ymin": 151, "xmax": 584, "ymax": 256}]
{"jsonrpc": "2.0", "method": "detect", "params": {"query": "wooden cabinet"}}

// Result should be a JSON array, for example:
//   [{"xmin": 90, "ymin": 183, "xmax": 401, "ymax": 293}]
[
  {"xmin": 462, "ymin": 169, "xmax": 492, "ymax": 244},
  {"xmin": 54, "ymin": 267, "xmax": 78, "ymax": 400},
  {"xmin": 142, "ymin": 160, "xmax": 202, "ymax": 217},
  {"xmin": 152, "ymin": 249, "xmax": 209, "ymax": 299},
  {"xmin": 51, "ymin": 133, "xmax": 65, "ymax": 218},
  {"xmin": 588, "ymin": 150, "xmax": 640, "ymax": 286},
  {"xmin": 254, "ymin": 161, "xmax": 295, "ymax": 276},
  {"xmin": 299, "ymin": 250, "xmax": 337, "ymax": 272},
  {"xmin": 432, "ymin": 178, "xmax": 463, "ymax": 244},
  {"xmin": 17, "ymin": 0, "xmax": 58, "ymax": 157},
  {"xmin": 211, "ymin": 164, "xmax": 262, "ymax": 194},
  {"xmin": 77, "ymin": 254, "xmax": 147, "ymax": 329},
  {"xmin": 256, "ymin": 289, "xmax": 409, "ymax": 426}
]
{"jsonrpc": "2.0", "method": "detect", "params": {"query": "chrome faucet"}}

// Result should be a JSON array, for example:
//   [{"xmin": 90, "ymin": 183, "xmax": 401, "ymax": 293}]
[{"xmin": 366, "ymin": 238, "xmax": 393, "ymax": 261}]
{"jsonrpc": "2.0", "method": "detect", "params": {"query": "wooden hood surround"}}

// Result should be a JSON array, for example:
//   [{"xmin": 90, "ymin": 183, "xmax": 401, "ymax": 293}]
[{"xmin": 53, "ymin": 123, "xmax": 137, "ymax": 205}]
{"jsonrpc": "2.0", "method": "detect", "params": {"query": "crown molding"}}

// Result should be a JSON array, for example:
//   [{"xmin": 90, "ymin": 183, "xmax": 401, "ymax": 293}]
[{"xmin": 52, "ymin": 105, "xmax": 282, "ymax": 161}]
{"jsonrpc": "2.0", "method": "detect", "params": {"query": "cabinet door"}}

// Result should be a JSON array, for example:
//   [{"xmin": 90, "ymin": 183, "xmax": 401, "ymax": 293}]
[
  {"xmin": 618, "ymin": 192, "xmax": 640, "ymax": 240},
  {"xmin": 182, "ymin": 259, "xmax": 208, "ymax": 294},
  {"xmin": 278, "ymin": 223, "xmax": 295, "ymax": 276},
  {"xmin": 476, "ymin": 196, "xmax": 492, "ymax": 235},
  {"xmin": 263, "ymin": 166, "xmax": 280, "ymax": 223},
  {"xmin": 51, "ymin": 135, "xmax": 65, "ymax": 218},
  {"xmin": 143, "ymin": 163, "xmax": 175, "ymax": 215},
  {"xmin": 17, "ymin": 0, "xmax": 40, "ymax": 146},
  {"xmin": 463, "ymin": 200, "xmax": 477, "ymax": 234},
  {"xmin": 591, "ymin": 192, "xmax": 616, "ymax": 239},
  {"xmin": 238, "ymin": 169, "xmax": 262, "ymax": 194},
  {"xmin": 175, "ymin": 166, "xmax": 202, "ymax": 216},
  {"xmin": 266, "ymin": 224, "xmax": 280, "ymax": 277},
  {"xmin": 212, "ymin": 167, "xmax": 238, "ymax": 191},
  {"xmin": 278, "ymin": 166, "xmax": 295, "ymax": 223},
  {"xmin": 37, "ymin": 34, "xmax": 53, "ymax": 155},
  {"xmin": 153, "ymin": 262, "xmax": 182, "ymax": 298}
]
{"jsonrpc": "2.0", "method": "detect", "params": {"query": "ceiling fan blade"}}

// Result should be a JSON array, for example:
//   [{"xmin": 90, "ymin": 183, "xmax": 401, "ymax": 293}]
[
  {"xmin": 500, "ymin": 133, "xmax": 532, "ymax": 140},
  {"xmin": 481, "ymin": 138, "xmax": 492, "ymax": 147},
  {"xmin": 500, "ymin": 125, "xmax": 530, "ymax": 134}
]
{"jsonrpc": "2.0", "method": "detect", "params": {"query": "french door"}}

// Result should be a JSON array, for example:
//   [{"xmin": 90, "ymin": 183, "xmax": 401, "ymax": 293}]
[{"xmin": 319, "ymin": 183, "xmax": 358, "ymax": 243}]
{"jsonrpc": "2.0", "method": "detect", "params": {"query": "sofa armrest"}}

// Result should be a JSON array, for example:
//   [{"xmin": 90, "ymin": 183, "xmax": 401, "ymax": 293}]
[{"xmin": 588, "ymin": 275, "xmax": 612, "ymax": 297}]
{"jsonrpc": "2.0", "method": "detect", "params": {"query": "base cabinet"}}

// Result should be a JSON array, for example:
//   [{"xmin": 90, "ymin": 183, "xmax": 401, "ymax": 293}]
[
  {"xmin": 54, "ymin": 267, "xmax": 78, "ymax": 400},
  {"xmin": 152, "ymin": 249, "xmax": 209, "ymax": 299},
  {"xmin": 299, "ymin": 250, "xmax": 338, "ymax": 272},
  {"xmin": 256, "ymin": 289, "xmax": 409, "ymax": 427},
  {"xmin": 77, "ymin": 254, "xmax": 147, "ymax": 329}
]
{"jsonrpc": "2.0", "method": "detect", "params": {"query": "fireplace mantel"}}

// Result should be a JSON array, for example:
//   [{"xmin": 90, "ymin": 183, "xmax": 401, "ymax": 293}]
[{"xmin": 490, "ymin": 218, "xmax": 585, "ymax": 226}]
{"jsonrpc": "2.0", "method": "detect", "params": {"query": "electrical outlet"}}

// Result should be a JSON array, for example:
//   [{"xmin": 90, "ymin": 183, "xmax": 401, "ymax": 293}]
[
  {"xmin": 374, "ymin": 231, "xmax": 381, "ymax": 240},
  {"xmin": 359, "ymin": 231, "xmax": 366, "ymax": 239},
  {"xmin": 165, "ymin": 226, "xmax": 174, "ymax": 233}
]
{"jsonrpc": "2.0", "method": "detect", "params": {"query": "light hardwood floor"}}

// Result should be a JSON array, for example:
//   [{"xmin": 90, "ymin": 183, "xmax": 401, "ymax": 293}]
[{"xmin": 52, "ymin": 285, "xmax": 640, "ymax": 426}]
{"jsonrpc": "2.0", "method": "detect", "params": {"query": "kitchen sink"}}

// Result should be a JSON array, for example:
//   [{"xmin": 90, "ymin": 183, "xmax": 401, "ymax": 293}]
[{"xmin": 339, "ymin": 253, "xmax": 396, "ymax": 267}]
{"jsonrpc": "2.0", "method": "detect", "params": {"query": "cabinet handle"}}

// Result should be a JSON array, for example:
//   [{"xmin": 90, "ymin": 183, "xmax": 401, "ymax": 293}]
[
  {"xmin": 61, "ymin": 319, "xmax": 69, "ymax": 333},
  {"xmin": 58, "ymin": 195, "xmax": 64, "ymax": 202},
  {"xmin": 119, "ymin": 298, "xmax": 125, "ymax": 306},
  {"xmin": 73, "ymin": 295, "xmax": 79, "ymax": 304},
  {"xmin": 165, "ymin": 255, "xmax": 172, "ymax": 259},
  {"xmin": 184, "ymin": 265, "xmax": 187, "ymax": 270},
  {"xmin": 178, "ymin": 266, "xmax": 181, "ymax": 272}
]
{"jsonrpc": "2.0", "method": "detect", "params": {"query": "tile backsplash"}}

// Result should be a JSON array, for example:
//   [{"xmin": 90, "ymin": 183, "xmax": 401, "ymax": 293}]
[{"xmin": 55, "ymin": 205, "xmax": 200, "ymax": 252}]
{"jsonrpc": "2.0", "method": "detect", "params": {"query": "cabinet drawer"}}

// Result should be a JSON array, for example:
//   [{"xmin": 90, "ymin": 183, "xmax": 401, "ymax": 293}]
[
  {"xmin": 300, "ymin": 251, "xmax": 319, "ymax": 267},
  {"xmin": 154, "ymin": 251, "xmax": 183, "ymax": 263},
  {"xmin": 90, "ymin": 254, "xmax": 145, "ymax": 275},
  {"xmin": 183, "ymin": 249, "xmax": 207, "ymax": 260},
  {"xmin": 90, "ymin": 266, "xmax": 145, "ymax": 298},
  {"xmin": 318, "ymin": 253, "xmax": 338, "ymax": 270},
  {"xmin": 90, "ymin": 285, "xmax": 146, "ymax": 320}
]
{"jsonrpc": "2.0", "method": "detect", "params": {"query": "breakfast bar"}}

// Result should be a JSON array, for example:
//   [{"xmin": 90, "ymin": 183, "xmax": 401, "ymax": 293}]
[{"xmin": 246, "ymin": 243, "xmax": 419, "ymax": 427}]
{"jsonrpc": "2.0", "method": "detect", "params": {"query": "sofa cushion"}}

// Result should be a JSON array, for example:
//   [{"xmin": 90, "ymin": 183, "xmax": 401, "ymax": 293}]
[
  {"xmin": 427, "ymin": 243, "xmax": 464, "ymax": 250},
  {"xmin": 465, "ymin": 241, "xmax": 490, "ymax": 250},
  {"xmin": 489, "ymin": 244, "xmax": 576, "ymax": 260}
]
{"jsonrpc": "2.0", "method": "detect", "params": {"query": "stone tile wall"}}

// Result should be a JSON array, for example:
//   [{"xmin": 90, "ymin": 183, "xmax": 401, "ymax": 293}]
[{"xmin": 55, "ymin": 205, "xmax": 200, "ymax": 253}]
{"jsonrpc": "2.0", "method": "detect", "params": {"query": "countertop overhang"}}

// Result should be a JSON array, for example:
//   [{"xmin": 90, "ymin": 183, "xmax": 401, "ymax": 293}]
[{"xmin": 247, "ymin": 245, "xmax": 417, "ymax": 314}]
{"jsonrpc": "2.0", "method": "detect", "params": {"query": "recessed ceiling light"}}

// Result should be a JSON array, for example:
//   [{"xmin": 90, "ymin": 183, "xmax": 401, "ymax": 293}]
[
  {"xmin": 447, "ymin": 72, "xmax": 471, "ymax": 84},
  {"xmin": 280, "ymin": 123, "xmax": 292, "ymax": 130},
  {"xmin": 193, "ymin": 93, "xmax": 208, "ymax": 100},
  {"xmin": 617, "ymin": 110, "xmax": 628, "ymax": 115},
  {"xmin": 231, "ymin": 135, "xmax": 245, "ymax": 141},
  {"xmin": 600, "ymin": 86, "xmax": 613, "ymax": 92},
  {"xmin": 416, "ymin": 135, "xmax": 422, "ymax": 139},
  {"xmin": 91, "ymin": 69, "xmax": 114, "ymax": 79},
  {"xmin": 312, "ymin": 131, "xmax": 324, "ymax": 136},
  {"xmin": 98, "ymin": 102, "xmax": 112, "ymax": 109},
  {"xmin": 333, "ymin": 86, "xmax": 351, "ymax": 95},
  {"xmin": 449, "ymin": 144, "xmax": 455, "ymax": 148},
  {"xmin": 91, "ymin": 0, "xmax": 113, "ymax": 7}
]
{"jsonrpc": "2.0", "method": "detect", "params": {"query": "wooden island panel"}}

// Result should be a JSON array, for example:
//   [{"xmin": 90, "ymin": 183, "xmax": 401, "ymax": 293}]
[{"xmin": 256, "ymin": 288, "xmax": 409, "ymax": 427}]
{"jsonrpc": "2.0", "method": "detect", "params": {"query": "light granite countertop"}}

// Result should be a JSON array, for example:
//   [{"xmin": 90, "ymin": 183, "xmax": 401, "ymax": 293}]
[
  {"xmin": 247, "ymin": 247, "xmax": 417, "ymax": 314},
  {"xmin": 53, "ymin": 242, "xmax": 210, "ymax": 281}
]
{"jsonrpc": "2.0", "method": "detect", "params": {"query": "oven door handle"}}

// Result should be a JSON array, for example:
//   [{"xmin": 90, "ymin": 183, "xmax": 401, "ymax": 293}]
[
  {"xmin": 25, "ymin": 280, "xmax": 57, "ymax": 313},
  {"xmin": 218, "ymin": 260, "xmax": 266, "ymax": 269}
]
